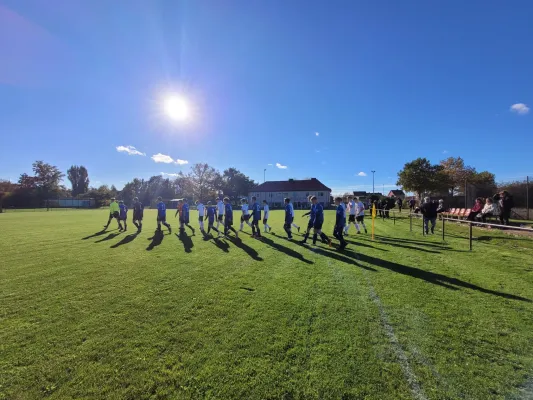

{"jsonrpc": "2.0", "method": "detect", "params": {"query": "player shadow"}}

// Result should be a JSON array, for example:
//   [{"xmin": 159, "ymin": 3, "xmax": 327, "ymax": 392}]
[
  {"xmin": 355, "ymin": 252, "xmax": 531, "ymax": 302},
  {"xmin": 110, "ymin": 233, "xmax": 139, "ymax": 248},
  {"xmin": 176, "ymin": 230, "xmax": 194, "ymax": 253},
  {"xmin": 211, "ymin": 238, "xmax": 230, "ymax": 253},
  {"xmin": 343, "ymin": 239, "xmax": 389, "ymax": 251},
  {"xmin": 230, "ymin": 238, "xmax": 263, "ymax": 261},
  {"xmin": 94, "ymin": 232, "xmax": 121, "ymax": 243},
  {"xmin": 146, "ymin": 230, "xmax": 165, "ymax": 251},
  {"xmin": 261, "ymin": 237, "xmax": 313, "ymax": 265},
  {"xmin": 308, "ymin": 245, "xmax": 377, "ymax": 271},
  {"xmin": 82, "ymin": 230, "xmax": 111, "ymax": 240},
  {"xmin": 366, "ymin": 235, "xmax": 454, "ymax": 251}
]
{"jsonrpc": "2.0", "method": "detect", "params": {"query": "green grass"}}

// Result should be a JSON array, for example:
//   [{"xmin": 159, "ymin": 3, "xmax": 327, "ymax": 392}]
[{"xmin": 2, "ymin": 209, "xmax": 533, "ymax": 399}]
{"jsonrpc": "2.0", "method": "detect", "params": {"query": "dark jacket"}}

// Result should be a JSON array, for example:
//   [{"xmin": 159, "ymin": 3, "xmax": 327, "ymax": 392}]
[
  {"xmin": 493, "ymin": 193, "xmax": 514, "ymax": 212},
  {"xmin": 420, "ymin": 201, "xmax": 438, "ymax": 219}
]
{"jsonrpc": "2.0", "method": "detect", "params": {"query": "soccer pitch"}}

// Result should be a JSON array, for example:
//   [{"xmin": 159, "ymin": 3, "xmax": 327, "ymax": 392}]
[{"xmin": 2, "ymin": 209, "xmax": 533, "ymax": 399}]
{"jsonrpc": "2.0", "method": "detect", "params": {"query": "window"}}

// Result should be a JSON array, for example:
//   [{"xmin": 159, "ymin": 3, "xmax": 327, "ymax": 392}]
[
  {"xmin": 282, "ymin": 193, "xmax": 288, "ymax": 197},
  {"xmin": 318, "ymin": 192, "xmax": 324, "ymax": 196}
]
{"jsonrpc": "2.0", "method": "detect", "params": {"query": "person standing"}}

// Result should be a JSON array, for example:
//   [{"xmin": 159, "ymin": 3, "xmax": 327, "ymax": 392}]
[
  {"xmin": 104, "ymin": 197, "xmax": 123, "ymax": 231},
  {"xmin": 396, "ymin": 197, "xmax": 403, "ymax": 213},
  {"xmin": 118, "ymin": 200, "xmax": 128, "ymax": 232},
  {"xmin": 249, "ymin": 196, "xmax": 262, "ymax": 238},
  {"xmin": 216, "ymin": 197, "xmax": 225, "ymax": 231},
  {"xmin": 205, "ymin": 201, "xmax": 219, "ymax": 235},
  {"xmin": 287, "ymin": 199, "xmax": 300, "ymax": 233},
  {"xmin": 420, "ymin": 197, "xmax": 437, "ymax": 234},
  {"xmin": 195, "ymin": 200, "xmax": 206, "ymax": 233},
  {"xmin": 180, "ymin": 198, "xmax": 195, "ymax": 235},
  {"xmin": 132, "ymin": 197, "xmax": 144, "ymax": 232},
  {"xmin": 355, "ymin": 197, "xmax": 368, "ymax": 234},
  {"xmin": 345, "ymin": 196, "xmax": 358, "ymax": 235},
  {"xmin": 300, "ymin": 195, "xmax": 316, "ymax": 243},
  {"xmin": 409, "ymin": 198, "xmax": 416, "ymax": 213},
  {"xmin": 333, "ymin": 197, "xmax": 348, "ymax": 251},
  {"xmin": 156, "ymin": 196, "xmax": 172, "ymax": 233},
  {"xmin": 311, "ymin": 196, "xmax": 331, "ymax": 246},
  {"xmin": 493, "ymin": 191, "xmax": 514, "ymax": 225},
  {"xmin": 262, "ymin": 200, "xmax": 271, "ymax": 233},
  {"xmin": 239, "ymin": 198, "xmax": 252, "ymax": 232},
  {"xmin": 283, "ymin": 198, "xmax": 294, "ymax": 240},
  {"xmin": 222, "ymin": 197, "xmax": 238, "ymax": 239}
]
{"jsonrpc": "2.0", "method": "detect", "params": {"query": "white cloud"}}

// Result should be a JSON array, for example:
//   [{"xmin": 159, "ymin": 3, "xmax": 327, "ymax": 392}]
[
  {"xmin": 161, "ymin": 172, "xmax": 180, "ymax": 177},
  {"xmin": 315, "ymin": 132, "xmax": 320, "ymax": 136},
  {"xmin": 276, "ymin": 163, "xmax": 288, "ymax": 169},
  {"xmin": 357, "ymin": 172, "xmax": 367, "ymax": 177},
  {"xmin": 510, "ymin": 103, "xmax": 530, "ymax": 115},
  {"xmin": 267, "ymin": 163, "xmax": 273, "ymax": 166},
  {"xmin": 175, "ymin": 159, "xmax": 188, "ymax": 165},
  {"xmin": 151, "ymin": 153, "xmax": 174, "ymax": 163},
  {"xmin": 116, "ymin": 145, "xmax": 145, "ymax": 156},
  {"xmin": 315, "ymin": 149, "xmax": 320, "ymax": 153},
  {"xmin": 442, "ymin": 150, "xmax": 448, "ymax": 154}
]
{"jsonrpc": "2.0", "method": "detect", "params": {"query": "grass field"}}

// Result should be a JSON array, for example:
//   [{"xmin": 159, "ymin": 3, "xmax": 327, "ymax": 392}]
[{"xmin": 2, "ymin": 209, "xmax": 533, "ymax": 399}]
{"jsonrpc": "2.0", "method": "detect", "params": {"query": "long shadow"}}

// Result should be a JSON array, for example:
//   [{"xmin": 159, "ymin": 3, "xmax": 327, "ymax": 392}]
[
  {"xmin": 146, "ymin": 230, "xmax": 165, "ymax": 251},
  {"xmin": 261, "ymin": 237, "xmax": 313, "ymax": 265},
  {"xmin": 82, "ymin": 230, "xmax": 110, "ymax": 240},
  {"xmin": 308, "ymin": 245, "xmax": 377, "ymax": 271},
  {"xmin": 110, "ymin": 233, "xmax": 139, "ymax": 248},
  {"xmin": 370, "ymin": 235, "xmax": 450, "ymax": 249},
  {"xmin": 355, "ymin": 252, "xmax": 531, "ymax": 302},
  {"xmin": 211, "ymin": 238, "xmax": 230, "ymax": 253},
  {"xmin": 176, "ymin": 231, "xmax": 194, "ymax": 253},
  {"xmin": 230, "ymin": 238, "xmax": 263, "ymax": 261},
  {"xmin": 343, "ymin": 239, "xmax": 389, "ymax": 251},
  {"xmin": 95, "ymin": 232, "xmax": 121, "ymax": 243}
]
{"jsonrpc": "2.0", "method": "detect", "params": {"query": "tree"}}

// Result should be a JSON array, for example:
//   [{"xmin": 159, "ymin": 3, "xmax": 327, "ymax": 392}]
[
  {"xmin": 18, "ymin": 173, "xmax": 37, "ymax": 189},
  {"xmin": 186, "ymin": 163, "xmax": 219, "ymax": 201},
  {"xmin": 67, "ymin": 165, "xmax": 90, "ymax": 197},
  {"xmin": 220, "ymin": 167, "xmax": 257, "ymax": 198},
  {"xmin": 440, "ymin": 157, "xmax": 476, "ymax": 196},
  {"xmin": 31, "ymin": 161, "xmax": 64, "ymax": 193},
  {"xmin": 397, "ymin": 158, "xmax": 448, "ymax": 199}
]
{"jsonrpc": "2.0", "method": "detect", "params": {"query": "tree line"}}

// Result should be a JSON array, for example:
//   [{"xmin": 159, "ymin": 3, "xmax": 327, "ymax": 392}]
[
  {"xmin": 396, "ymin": 156, "xmax": 531, "ymax": 208},
  {"xmin": 0, "ymin": 161, "xmax": 257, "ymax": 209}
]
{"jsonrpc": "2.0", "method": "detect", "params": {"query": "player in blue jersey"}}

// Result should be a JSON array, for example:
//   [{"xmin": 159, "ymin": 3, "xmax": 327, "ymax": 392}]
[
  {"xmin": 204, "ymin": 201, "xmax": 219, "ymax": 235},
  {"xmin": 222, "ymin": 197, "xmax": 239, "ymax": 239},
  {"xmin": 333, "ymin": 197, "xmax": 348, "ymax": 250},
  {"xmin": 311, "ymin": 196, "xmax": 331, "ymax": 246},
  {"xmin": 156, "ymin": 196, "xmax": 172, "ymax": 233},
  {"xmin": 132, "ymin": 197, "xmax": 144, "ymax": 233},
  {"xmin": 283, "ymin": 198, "xmax": 294, "ymax": 239},
  {"xmin": 179, "ymin": 198, "xmax": 195, "ymax": 235},
  {"xmin": 249, "ymin": 196, "xmax": 262, "ymax": 238},
  {"xmin": 300, "ymin": 195, "xmax": 316, "ymax": 243},
  {"xmin": 118, "ymin": 200, "xmax": 128, "ymax": 232}
]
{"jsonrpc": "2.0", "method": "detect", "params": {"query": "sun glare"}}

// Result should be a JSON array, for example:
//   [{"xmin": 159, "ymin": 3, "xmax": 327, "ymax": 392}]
[{"xmin": 164, "ymin": 95, "xmax": 190, "ymax": 122}]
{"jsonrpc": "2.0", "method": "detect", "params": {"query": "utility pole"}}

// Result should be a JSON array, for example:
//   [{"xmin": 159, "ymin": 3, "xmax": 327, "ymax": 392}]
[
  {"xmin": 371, "ymin": 171, "xmax": 376, "ymax": 194},
  {"xmin": 527, "ymin": 176, "xmax": 530, "ymax": 220},
  {"xmin": 264, "ymin": 169, "xmax": 266, "ymax": 183}
]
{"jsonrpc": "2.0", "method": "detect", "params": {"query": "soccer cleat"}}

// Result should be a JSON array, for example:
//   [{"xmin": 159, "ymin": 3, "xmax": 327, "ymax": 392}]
[
  {"xmin": 357, "ymin": 231, "xmax": 361, "ymax": 234},
  {"xmin": 235, "ymin": 231, "xmax": 239, "ymax": 239},
  {"xmin": 297, "ymin": 227, "xmax": 300, "ymax": 233},
  {"xmin": 364, "ymin": 229, "xmax": 368, "ymax": 234},
  {"xmin": 168, "ymin": 227, "xmax": 172, "ymax": 234},
  {"xmin": 328, "ymin": 240, "xmax": 333, "ymax": 247}
]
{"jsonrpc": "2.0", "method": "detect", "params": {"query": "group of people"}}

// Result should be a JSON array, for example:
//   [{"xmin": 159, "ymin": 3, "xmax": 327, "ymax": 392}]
[{"xmin": 102, "ymin": 194, "xmax": 371, "ymax": 251}]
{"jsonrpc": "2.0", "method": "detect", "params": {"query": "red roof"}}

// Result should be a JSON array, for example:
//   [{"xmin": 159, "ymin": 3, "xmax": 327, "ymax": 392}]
[{"xmin": 252, "ymin": 178, "xmax": 331, "ymax": 193}]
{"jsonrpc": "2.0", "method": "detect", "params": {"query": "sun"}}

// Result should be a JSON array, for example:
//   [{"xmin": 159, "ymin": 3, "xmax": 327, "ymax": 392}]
[{"xmin": 163, "ymin": 95, "xmax": 190, "ymax": 122}]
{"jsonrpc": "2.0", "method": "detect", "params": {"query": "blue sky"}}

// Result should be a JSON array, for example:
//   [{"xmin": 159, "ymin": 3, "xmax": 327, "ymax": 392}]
[{"xmin": 0, "ymin": 0, "xmax": 532, "ymax": 194}]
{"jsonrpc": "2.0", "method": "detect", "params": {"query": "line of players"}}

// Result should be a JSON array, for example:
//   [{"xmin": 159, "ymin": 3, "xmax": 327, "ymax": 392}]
[{"xmin": 103, "ymin": 195, "xmax": 368, "ymax": 250}]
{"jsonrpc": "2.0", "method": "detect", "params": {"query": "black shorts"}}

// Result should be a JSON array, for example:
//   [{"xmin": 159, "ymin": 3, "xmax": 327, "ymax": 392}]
[
  {"xmin": 111, "ymin": 211, "xmax": 120, "ymax": 219},
  {"xmin": 198, "ymin": 216, "xmax": 204, "ymax": 222},
  {"xmin": 263, "ymin": 218, "xmax": 268, "ymax": 224},
  {"xmin": 313, "ymin": 222, "xmax": 323, "ymax": 230},
  {"xmin": 225, "ymin": 218, "xmax": 233, "ymax": 226},
  {"xmin": 356, "ymin": 215, "xmax": 364, "ymax": 222},
  {"xmin": 218, "ymin": 215, "xmax": 224, "ymax": 222},
  {"xmin": 157, "ymin": 216, "xmax": 166, "ymax": 223},
  {"xmin": 208, "ymin": 219, "xmax": 215, "ymax": 225},
  {"xmin": 307, "ymin": 220, "xmax": 314, "ymax": 229},
  {"xmin": 241, "ymin": 215, "xmax": 250, "ymax": 222},
  {"xmin": 251, "ymin": 219, "xmax": 259, "ymax": 225},
  {"xmin": 120, "ymin": 216, "xmax": 127, "ymax": 221},
  {"xmin": 133, "ymin": 213, "xmax": 143, "ymax": 221},
  {"xmin": 349, "ymin": 215, "xmax": 356, "ymax": 223},
  {"xmin": 180, "ymin": 217, "xmax": 190, "ymax": 224}
]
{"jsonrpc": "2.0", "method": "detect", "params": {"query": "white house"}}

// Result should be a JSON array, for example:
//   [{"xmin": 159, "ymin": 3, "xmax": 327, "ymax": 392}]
[{"xmin": 248, "ymin": 178, "xmax": 331, "ymax": 208}]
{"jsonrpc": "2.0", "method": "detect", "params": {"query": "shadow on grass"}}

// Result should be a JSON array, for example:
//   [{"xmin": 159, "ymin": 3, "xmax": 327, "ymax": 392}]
[
  {"xmin": 82, "ymin": 230, "xmax": 110, "ymax": 240},
  {"xmin": 261, "ymin": 236, "xmax": 313, "ymax": 264},
  {"xmin": 176, "ymin": 230, "xmax": 194, "ymax": 253},
  {"xmin": 211, "ymin": 237, "xmax": 230, "ymax": 253},
  {"xmin": 95, "ymin": 232, "xmax": 121, "ymax": 243},
  {"xmin": 146, "ymin": 230, "xmax": 165, "ymax": 251},
  {"xmin": 356, "ymin": 252, "xmax": 531, "ymax": 302},
  {"xmin": 229, "ymin": 237, "xmax": 263, "ymax": 261},
  {"xmin": 370, "ymin": 235, "xmax": 451, "ymax": 249},
  {"xmin": 110, "ymin": 233, "xmax": 139, "ymax": 248},
  {"xmin": 343, "ymin": 239, "xmax": 389, "ymax": 251},
  {"xmin": 309, "ymin": 245, "xmax": 377, "ymax": 271}
]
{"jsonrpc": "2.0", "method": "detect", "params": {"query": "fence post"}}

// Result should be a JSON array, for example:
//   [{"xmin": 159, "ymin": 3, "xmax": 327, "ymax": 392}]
[
  {"xmin": 469, "ymin": 222, "xmax": 473, "ymax": 251},
  {"xmin": 410, "ymin": 213, "xmax": 412, "ymax": 232},
  {"xmin": 442, "ymin": 217, "xmax": 445, "ymax": 241}
]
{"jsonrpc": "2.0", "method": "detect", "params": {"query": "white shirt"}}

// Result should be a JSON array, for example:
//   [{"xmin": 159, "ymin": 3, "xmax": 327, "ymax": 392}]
[
  {"xmin": 349, "ymin": 200, "xmax": 356, "ymax": 215},
  {"xmin": 288, "ymin": 203, "xmax": 295, "ymax": 217},
  {"xmin": 241, "ymin": 204, "xmax": 249, "ymax": 214},
  {"xmin": 197, "ymin": 203, "xmax": 205, "ymax": 217},
  {"xmin": 357, "ymin": 201, "xmax": 365, "ymax": 216},
  {"xmin": 263, "ymin": 204, "xmax": 269, "ymax": 219},
  {"xmin": 217, "ymin": 200, "xmax": 224, "ymax": 215}
]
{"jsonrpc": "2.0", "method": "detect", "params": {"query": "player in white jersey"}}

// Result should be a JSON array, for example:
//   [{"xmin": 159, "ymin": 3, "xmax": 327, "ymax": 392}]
[
  {"xmin": 239, "ymin": 199, "xmax": 252, "ymax": 231},
  {"xmin": 262, "ymin": 200, "xmax": 271, "ymax": 232},
  {"xmin": 195, "ymin": 200, "xmax": 206, "ymax": 233},
  {"xmin": 288, "ymin": 201, "xmax": 300, "ymax": 232},
  {"xmin": 345, "ymin": 196, "xmax": 358, "ymax": 234},
  {"xmin": 216, "ymin": 198, "xmax": 225, "ymax": 230},
  {"xmin": 355, "ymin": 197, "xmax": 368, "ymax": 234}
]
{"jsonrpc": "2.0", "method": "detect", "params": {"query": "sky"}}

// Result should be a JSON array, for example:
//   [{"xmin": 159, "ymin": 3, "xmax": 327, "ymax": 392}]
[{"xmin": 0, "ymin": 0, "xmax": 532, "ymax": 195}]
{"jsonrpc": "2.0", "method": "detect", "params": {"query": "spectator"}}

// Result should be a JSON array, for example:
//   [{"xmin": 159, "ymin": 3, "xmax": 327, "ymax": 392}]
[
  {"xmin": 467, "ymin": 198, "xmax": 484, "ymax": 221},
  {"xmin": 493, "ymin": 191, "xmax": 514, "ymax": 225},
  {"xmin": 477, "ymin": 198, "xmax": 499, "ymax": 223},
  {"xmin": 396, "ymin": 197, "xmax": 403, "ymax": 213},
  {"xmin": 409, "ymin": 198, "xmax": 416, "ymax": 212},
  {"xmin": 420, "ymin": 197, "xmax": 438, "ymax": 234},
  {"xmin": 436, "ymin": 199, "xmax": 446, "ymax": 214}
]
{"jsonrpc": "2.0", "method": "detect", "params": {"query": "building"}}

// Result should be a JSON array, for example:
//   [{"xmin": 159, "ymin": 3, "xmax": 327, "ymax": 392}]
[
  {"xmin": 248, "ymin": 178, "xmax": 331, "ymax": 208},
  {"xmin": 388, "ymin": 190, "xmax": 405, "ymax": 200}
]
